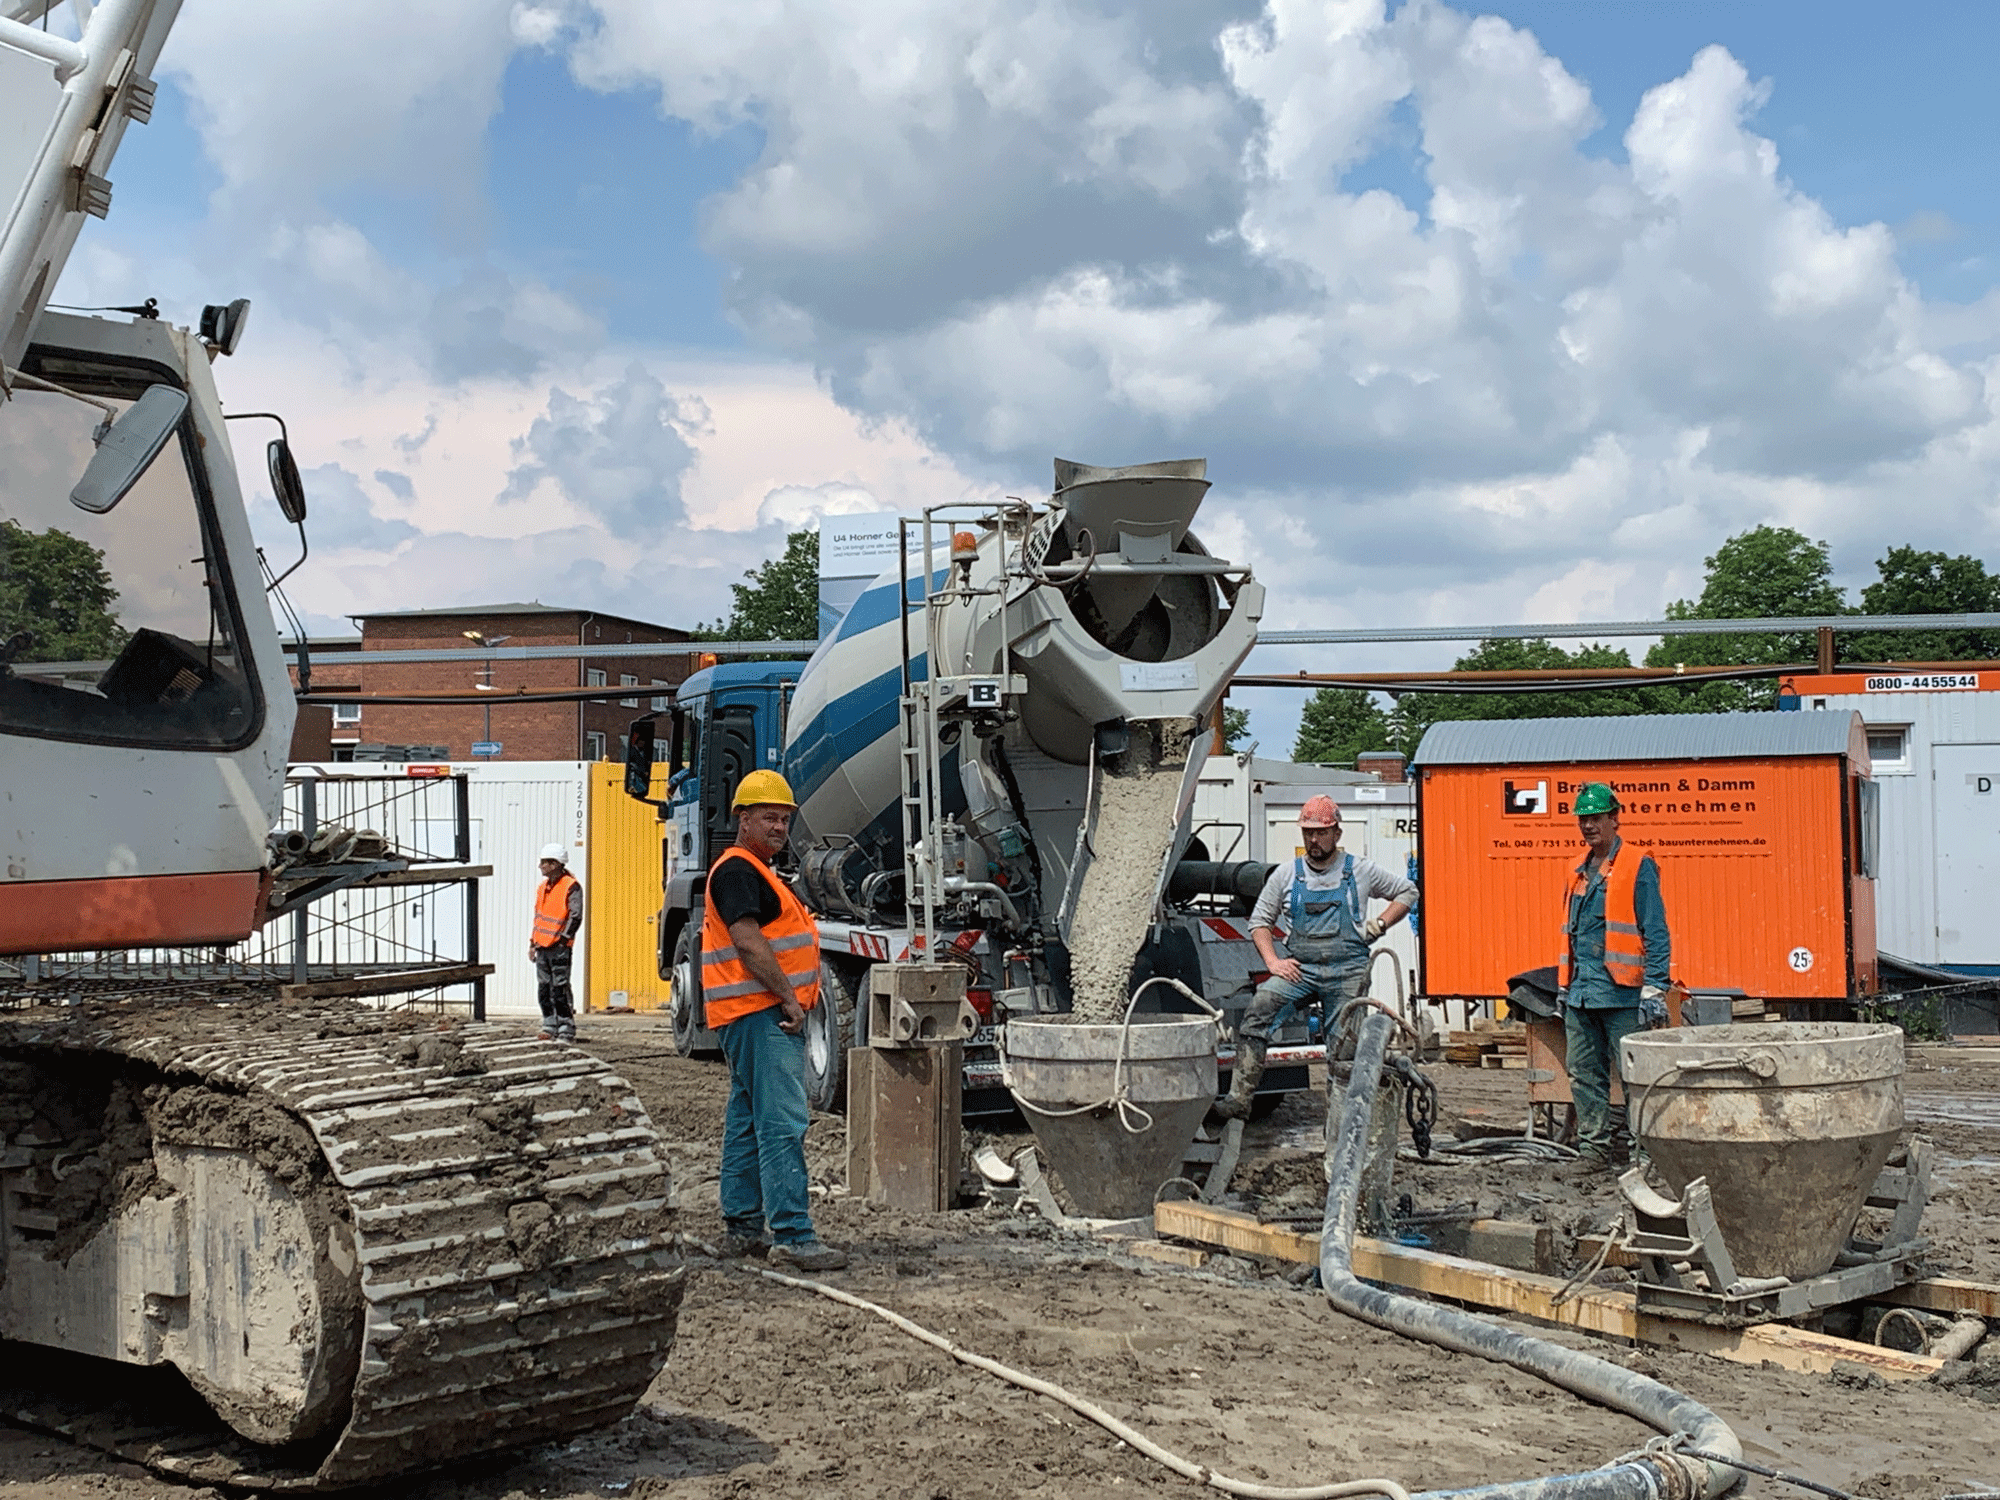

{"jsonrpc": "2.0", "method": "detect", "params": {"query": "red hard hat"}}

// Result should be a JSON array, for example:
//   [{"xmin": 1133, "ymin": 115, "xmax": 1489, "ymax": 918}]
[{"xmin": 1298, "ymin": 794, "xmax": 1339, "ymax": 828}]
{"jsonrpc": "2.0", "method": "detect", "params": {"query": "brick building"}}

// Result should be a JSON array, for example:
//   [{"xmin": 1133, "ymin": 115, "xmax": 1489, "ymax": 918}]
[{"xmin": 327, "ymin": 604, "xmax": 695, "ymax": 762}]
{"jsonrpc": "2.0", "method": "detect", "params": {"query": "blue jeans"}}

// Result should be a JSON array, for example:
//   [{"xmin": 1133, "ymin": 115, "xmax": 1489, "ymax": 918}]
[
  {"xmin": 1564, "ymin": 1004, "xmax": 1644, "ymax": 1159},
  {"xmin": 1239, "ymin": 961, "xmax": 1371, "ymax": 1046},
  {"xmin": 717, "ymin": 1005, "xmax": 816, "ymax": 1246}
]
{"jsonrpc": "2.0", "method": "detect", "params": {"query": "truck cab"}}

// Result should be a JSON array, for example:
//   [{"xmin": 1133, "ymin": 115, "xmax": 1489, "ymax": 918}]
[{"xmin": 639, "ymin": 661, "xmax": 797, "ymax": 1055}]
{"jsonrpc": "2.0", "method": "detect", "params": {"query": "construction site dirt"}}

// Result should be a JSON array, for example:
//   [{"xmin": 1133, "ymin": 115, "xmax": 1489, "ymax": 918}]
[{"xmin": 2, "ymin": 1014, "xmax": 1996, "ymax": 1500}]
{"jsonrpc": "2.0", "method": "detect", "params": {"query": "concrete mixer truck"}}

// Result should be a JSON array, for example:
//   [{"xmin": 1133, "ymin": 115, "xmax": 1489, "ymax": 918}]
[{"xmin": 628, "ymin": 459, "xmax": 1329, "ymax": 1115}]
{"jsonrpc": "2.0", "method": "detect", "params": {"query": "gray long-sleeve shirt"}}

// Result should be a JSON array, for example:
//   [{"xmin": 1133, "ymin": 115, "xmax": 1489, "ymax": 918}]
[{"xmin": 1249, "ymin": 852, "xmax": 1418, "ymax": 935}]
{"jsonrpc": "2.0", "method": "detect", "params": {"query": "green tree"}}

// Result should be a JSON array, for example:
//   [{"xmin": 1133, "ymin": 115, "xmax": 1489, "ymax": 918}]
[
  {"xmin": 1220, "ymin": 705, "xmax": 1251, "ymax": 751},
  {"xmin": 1644, "ymin": 526, "xmax": 1848, "ymax": 709},
  {"xmin": 0, "ymin": 520, "xmax": 127, "ymax": 662},
  {"xmin": 697, "ymin": 528, "xmax": 820, "ymax": 643},
  {"xmin": 1846, "ymin": 546, "xmax": 2000, "ymax": 663},
  {"xmin": 1393, "ymin": 638, "xmax": 1708, "ymax": 752},
  {"xmin": 1293, "ymin": 687, "xmax": 1391, "ymax": 764}
]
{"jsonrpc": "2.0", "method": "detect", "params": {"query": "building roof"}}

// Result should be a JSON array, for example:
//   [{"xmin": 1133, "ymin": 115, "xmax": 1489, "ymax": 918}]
[
  {"xmin": 350, "ymin": 602, "xmax": 576, "ymax": 620},
  {"xmin": 1412, "ymin": 710, "xmax": 1867, "ymax": 767},
  {"xmin": 350, "ymin": 602, "xmax": 691, "ymax": 636}
]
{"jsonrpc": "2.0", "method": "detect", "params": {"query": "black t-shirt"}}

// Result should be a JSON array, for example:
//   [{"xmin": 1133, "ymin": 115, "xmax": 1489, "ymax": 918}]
[{"xmin": 709, "ymin": 856, "xmax": 782, "ymax": 930}]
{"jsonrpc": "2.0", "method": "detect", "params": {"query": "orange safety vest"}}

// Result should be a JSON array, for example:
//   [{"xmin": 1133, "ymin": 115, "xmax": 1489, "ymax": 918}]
[
  {"xmin": 700, "ymin": 846, "xmax": 822, "ymax": 1028},
  {"xmin": 532, "ymin": 872, "xmax": 579, "ymax": 948},
  {"xmin": 1558, "ymin": 844, "xmax": 1646, "ymax": 990}
]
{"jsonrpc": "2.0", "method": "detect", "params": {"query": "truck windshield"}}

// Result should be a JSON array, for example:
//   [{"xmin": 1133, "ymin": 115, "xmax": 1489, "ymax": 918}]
[{"xmin": 0, "ymin": 356, "xmax": 259, "ymax": 749}]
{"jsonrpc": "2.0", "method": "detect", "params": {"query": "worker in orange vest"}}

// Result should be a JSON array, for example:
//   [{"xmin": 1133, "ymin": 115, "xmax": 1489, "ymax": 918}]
[
  {"xmin": 531, "ymin": 842, "xmax": 583, "ymax": 1042},
  {"xmin": 699, "ymin": 770, "xmax": 847, "ymax": 1272},
  {"xmin": 1559, "ymin": 783, "xmax": 1671, "ymax": 1172}
]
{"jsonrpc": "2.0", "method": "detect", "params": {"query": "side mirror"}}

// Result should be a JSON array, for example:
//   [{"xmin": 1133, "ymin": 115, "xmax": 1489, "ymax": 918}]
[
  {"xmin": 267, "ymin": 437, "xmax": 307, "ymax": 523},
  {"xmin": 70, "ymin": 384, "xmax": 189, "ymax": 514},
  {"xmin": 625, "ymin": 717, "xmax": 657, "ymax": 800}
]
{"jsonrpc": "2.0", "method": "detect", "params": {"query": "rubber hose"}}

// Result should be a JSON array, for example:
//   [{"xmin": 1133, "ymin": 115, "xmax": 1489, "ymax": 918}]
[{"xmin": 1320, "ymin": 1011, "xmax": 1742, "ymax": 1500}]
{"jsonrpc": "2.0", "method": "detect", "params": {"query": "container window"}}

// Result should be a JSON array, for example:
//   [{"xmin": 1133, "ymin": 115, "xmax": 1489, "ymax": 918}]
[
  {"xmin": 1858, "ymin": 778, "xmax": 1880, "ymax": 879},
  {"xmin": 1865, "ymin": 724, "xmax": 1911, "ymax": 774}
]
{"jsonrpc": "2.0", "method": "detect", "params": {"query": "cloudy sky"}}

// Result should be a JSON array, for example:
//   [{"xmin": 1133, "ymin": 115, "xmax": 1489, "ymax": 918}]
[{"xmin": 47, "ymin": 0, "xmax": 2000, "ymax": 749}]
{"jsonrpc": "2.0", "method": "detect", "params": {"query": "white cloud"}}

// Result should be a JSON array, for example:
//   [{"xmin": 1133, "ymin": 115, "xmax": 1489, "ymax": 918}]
[{"xmin": 49, "ymin": 0, "xmax": 2000, "ymax": 731}]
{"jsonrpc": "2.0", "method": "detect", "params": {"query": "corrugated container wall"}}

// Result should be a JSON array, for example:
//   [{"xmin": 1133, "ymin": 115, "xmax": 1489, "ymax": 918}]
[
  {"xmin": 1782, "ymin": 676, "xmax": 2000, "ymax": 970},
  {"xmin": 586, "ymin": 762, "xmax": 670, "ymax": 1012},
  {"xmin": 1412, "ymin": 713, "xmax": 1875, "ymax": 1006},
  {"xmin": 295, "ymin": 762, "xmax": 593, "ymax": 1018}
]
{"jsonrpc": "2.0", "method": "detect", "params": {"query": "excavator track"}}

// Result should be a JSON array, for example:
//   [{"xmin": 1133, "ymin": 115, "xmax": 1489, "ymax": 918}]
[{"xmin": 0, "ymin": 997, "xmax": 686, "ymax": 1490}]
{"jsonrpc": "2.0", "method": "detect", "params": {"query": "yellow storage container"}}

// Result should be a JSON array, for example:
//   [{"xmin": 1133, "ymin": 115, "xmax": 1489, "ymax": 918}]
[{"xmin": 585, "ymin": 762, "xmax": 670, "ymax": 1011}]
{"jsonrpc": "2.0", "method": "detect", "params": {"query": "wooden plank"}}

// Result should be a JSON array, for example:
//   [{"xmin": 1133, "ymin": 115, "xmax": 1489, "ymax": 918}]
[
  {"xmin": 1878, "ymin": 1277, "xmax": 2000, "ymax": 1319},
  {"xmin": 1153, "ymin": 1202, "xmax": 1944, "ymax": 1381},
  {"xmin": 1127, "ymin": 1240, "xmax": 1208, "ymax": 1269},
  {"xmin": 278, "ymin": 963, "xmax": 494, "ymax": 1000}
]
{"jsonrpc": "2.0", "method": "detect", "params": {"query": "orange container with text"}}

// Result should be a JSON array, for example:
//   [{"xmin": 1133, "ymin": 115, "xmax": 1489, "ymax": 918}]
[{"xmin": 1413, "ymin": 711, "xmax": 1877, "ymax": 1007}]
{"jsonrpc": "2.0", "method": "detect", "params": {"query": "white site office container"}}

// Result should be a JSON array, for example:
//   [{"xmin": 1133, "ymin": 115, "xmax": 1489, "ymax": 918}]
[
  {"xmin": 293, "ymin": 762, "xmax": 592, "ymax": 1018},
  {"xmin": 1191, "ymin": 755, "xmax": 1422, "ymax": 998},
  {"xmin": 1786, "ymin": 672, "xmax": 2000, "ymax": 974}
]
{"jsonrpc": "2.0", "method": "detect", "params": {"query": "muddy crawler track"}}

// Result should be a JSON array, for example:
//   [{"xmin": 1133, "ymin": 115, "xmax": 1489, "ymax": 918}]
[{"xmin": 0, "ymin": 998, "xmax": 686, "ymax": 1489}]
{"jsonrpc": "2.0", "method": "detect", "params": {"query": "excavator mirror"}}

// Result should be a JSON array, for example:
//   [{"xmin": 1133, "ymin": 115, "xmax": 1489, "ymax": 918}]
[
  {"xmin": 69, "ymin": 384, "xmax": 189, "ymax": 514},
  {"xmin": 267, "ymin": 437, "xmax": 307, "ymax": 523}
]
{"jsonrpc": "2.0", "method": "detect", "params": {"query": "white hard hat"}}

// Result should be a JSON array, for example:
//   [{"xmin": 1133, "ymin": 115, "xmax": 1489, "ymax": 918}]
[{"xmin": 539, "ymin": 843, "xmax": 567, "ymax": 864}]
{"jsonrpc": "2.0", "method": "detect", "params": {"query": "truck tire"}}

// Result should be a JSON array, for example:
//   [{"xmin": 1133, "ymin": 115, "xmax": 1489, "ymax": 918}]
[
  {"xmin": 670, "ymin": 922, "xmax": 721, "ymax": 1059},
  {"xmin": 803, "ymin": 958, "xmax": 860, "ymax": 1114}
]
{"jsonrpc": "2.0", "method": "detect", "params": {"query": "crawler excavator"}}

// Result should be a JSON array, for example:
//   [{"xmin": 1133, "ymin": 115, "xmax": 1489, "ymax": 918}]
[{"xmin": 0, "ymin": 2, "xmax": 682, "ymax": 1486}]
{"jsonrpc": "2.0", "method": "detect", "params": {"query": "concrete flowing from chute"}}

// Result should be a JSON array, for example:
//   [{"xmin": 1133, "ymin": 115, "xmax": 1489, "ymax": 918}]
[{"xmin": 1065, "ymin": 717, "xmax": 1197, "ymax": 1025}]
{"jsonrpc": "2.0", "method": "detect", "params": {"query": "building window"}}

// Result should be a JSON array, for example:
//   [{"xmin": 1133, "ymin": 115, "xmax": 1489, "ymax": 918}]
[
  {"xmin": 332, "ymin": 702, "xmax": 361, "ymax": 727},
  {"xmin": 621, "ymin": 673, "xmax": 640, "ymax": 708},
  {"xmin": 1865, "ymin": 724, "xmax": 1911, "ymax": 774},
  {"xmin": 650, "ymin": 678, "xmax": 669, "ymax": 712},
  {"xmin": 331, "ymin": 744, "xmax": 357, "ymax": 763},
  {"xmin": 586, "ymin": 668, "xmax": 606, "ymax": 687},
  {"xmin": 586, "ymin": 730, "xmax": 607, "ymax": 760}
]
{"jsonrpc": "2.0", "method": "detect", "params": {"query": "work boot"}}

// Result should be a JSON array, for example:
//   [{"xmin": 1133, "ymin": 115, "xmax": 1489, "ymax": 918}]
[
  {"xmin": 769, "ymin": 1240, "xmax": 848, "ymax": 1272},
  {"xmin": 712, "ymin": 1230, "xmax": 769, "ymax": 1260},
  {"xmin": 1214, "ymin": 1037, "xmax": 1268, "ymax": 1120}
]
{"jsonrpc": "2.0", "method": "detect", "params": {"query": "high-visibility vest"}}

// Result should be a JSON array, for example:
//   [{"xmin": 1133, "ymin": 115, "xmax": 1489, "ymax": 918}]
[
  {"xmin": 700, "ymin": 847, "xmax": 822, "ymax": 1028},
  {"xmin": 532, "ymin": 872, "xmax": 579, "ymax": 948},
  {"xmin": 1558, "ymin": 844, "xmax": 1646, "ymax": 990}
]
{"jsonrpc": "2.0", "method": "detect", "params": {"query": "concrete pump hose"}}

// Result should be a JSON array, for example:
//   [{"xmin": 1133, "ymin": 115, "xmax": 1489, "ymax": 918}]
[
  {"xmin": 759, "ymin": 1266, "xmax": 1410, "ymax": 1500},
  {"xmin": 1320, "ymin": 1009, "xmax": 1743, "ymax": 1500}
]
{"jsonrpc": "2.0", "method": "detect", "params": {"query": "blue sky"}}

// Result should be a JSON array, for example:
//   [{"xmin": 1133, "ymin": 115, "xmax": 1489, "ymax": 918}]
[{"xmin": 44, "ymin": 0, "xmax": 2000, "ymax": 754}]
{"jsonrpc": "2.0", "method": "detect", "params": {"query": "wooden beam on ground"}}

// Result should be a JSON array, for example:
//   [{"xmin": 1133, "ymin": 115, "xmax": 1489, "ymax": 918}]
[
  {"xmin": 1878, "ymin": 1277, "xmax": 2000, "ymax": 1319},
  {"xmin": 1127, "ymin": 1240, "xmax": 1208, "ymax": 1269},
  {"xmin": 1153, "ymin": 1201, "xmax": 1944, "ymax": 1381},
  {"xmin": 278, "ymin": 963, "xmax": 495, "ymax": 1001}
]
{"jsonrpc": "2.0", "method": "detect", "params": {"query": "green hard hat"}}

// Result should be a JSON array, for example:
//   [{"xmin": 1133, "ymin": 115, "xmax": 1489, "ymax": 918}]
[{"xmin": 1574, "ymin": 782, "xmax": 1619, "ymax": 816}]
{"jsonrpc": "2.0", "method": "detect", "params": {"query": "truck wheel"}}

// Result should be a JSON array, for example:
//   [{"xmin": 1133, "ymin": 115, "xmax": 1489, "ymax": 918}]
[
  {"xmin": 804, "ymin": 959, "xmax": 858, "ymax": 1114},
  {"xmin": 670, "ymin": 923, "xmax": 720, "ymax": 1059}
]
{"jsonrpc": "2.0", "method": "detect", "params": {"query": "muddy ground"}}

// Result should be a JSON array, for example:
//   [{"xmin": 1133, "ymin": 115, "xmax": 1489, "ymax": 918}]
[{"xmin": 1, "ymin": 1015, "xmax": 1996, "ymax": 1500}]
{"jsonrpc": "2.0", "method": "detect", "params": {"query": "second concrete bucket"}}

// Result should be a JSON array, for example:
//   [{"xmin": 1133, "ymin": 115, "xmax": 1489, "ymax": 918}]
[
  {"xmin": 1621, "ymin": 1022, "xmax": 1904, "ymax": 1281},
  {"xmin": 1001, "ymin": 1015, "xmax": 1218, "ymax": 1219}
]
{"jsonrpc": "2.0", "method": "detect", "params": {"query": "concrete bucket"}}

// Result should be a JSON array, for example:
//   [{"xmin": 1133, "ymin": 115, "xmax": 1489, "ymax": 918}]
[
  {"xmin": 1620, "ymin": 1022, "xmax": 1905, "ymax": 1280},
  {"xmin": 1001, "ymin": 1015, "xmax": 1218, "ymax": 1219}
]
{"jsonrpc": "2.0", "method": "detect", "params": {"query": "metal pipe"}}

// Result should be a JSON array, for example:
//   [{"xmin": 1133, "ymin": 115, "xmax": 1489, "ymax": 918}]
[{"xmin": 1322, "ymin": 1009, "xmax": 1741, "ymax": 1500}]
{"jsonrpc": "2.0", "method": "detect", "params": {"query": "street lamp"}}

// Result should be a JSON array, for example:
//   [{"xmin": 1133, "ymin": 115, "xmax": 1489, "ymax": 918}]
[{"xmin": 463, "ymin": 631, "xmax": 512, "ymax": 749}]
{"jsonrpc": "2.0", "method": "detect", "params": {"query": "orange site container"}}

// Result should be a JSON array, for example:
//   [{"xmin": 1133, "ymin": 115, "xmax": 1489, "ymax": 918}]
[{"xmin": 1412, "ymin": 711, "xmax": 1877, "ymax": 1007}]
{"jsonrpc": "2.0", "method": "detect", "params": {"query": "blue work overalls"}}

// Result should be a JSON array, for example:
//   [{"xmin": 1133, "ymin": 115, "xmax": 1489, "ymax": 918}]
[{"xmin": 1240, "ymin": 855, "xmax": 1372, "ymax": 1045}]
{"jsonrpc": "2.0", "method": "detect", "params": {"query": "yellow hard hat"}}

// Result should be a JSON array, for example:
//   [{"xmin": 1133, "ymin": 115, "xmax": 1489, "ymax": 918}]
[{"xmin": 731, "ymin": 769, "xmax": 797, "ymax": 810}]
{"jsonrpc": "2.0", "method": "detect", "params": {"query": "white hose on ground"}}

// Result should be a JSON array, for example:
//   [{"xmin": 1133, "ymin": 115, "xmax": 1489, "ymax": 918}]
[{"xmin": 757, "ymin": 1265, "xmax": 1411, "ymax": 1500}]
